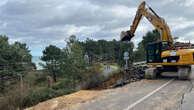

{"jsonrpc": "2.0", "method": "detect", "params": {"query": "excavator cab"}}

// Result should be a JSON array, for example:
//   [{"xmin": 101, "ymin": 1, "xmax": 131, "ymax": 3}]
[
  {"xmin": 146, "ymin": 41, "xmax": 171, "ymax": 63},
  {"xmin": 146, "ymin": 42, "xmax": 162, "ymax": 63}
]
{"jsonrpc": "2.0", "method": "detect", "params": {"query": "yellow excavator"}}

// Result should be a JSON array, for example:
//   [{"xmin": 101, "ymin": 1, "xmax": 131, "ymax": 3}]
[{"xmin": 121, "ymin": 1, "xmax": 194, "ymax": 79}]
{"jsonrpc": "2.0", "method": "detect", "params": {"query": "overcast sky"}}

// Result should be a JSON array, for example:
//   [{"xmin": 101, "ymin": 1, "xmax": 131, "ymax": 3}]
[{"xmin": 0, "ymin": 0, "xmax": 194, "ymax": 56}]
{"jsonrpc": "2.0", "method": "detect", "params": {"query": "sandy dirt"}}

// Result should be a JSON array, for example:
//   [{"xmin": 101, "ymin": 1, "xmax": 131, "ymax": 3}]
[{"xmin": 25, "ymin": 90, "xmax": 108, "ymax": 110}]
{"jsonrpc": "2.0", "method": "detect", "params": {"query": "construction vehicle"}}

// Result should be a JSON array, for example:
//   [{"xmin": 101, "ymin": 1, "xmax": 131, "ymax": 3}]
[{"xmin": 120, "ymin": 1, "xmax": 194, "ymax": 80}]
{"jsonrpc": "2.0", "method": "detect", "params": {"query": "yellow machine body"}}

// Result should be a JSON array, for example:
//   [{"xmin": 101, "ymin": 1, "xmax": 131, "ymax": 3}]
[{"xmin": 148, "ymin": 49, "xmax": 194, "ymax": 66}]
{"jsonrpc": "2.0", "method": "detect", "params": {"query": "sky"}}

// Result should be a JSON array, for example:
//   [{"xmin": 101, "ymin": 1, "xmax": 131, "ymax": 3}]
[{"xmin": 0, "ymin": 0, "xmax": 194, "ymax": 56}]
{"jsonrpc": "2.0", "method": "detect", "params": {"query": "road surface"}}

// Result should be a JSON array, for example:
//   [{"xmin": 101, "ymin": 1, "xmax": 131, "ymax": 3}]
[
  {"xmin": 182, "ymin": 67, "xmax": 194, "ymax": 110},
  {"xmin": 69, "ymin": 68, "xmax": 194, "ymax": 110}
]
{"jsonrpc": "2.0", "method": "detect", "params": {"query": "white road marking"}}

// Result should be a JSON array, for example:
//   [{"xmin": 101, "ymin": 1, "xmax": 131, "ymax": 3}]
[{"xmin": 123, "ymin": 79, "xmax": 174, "ymax": 110}]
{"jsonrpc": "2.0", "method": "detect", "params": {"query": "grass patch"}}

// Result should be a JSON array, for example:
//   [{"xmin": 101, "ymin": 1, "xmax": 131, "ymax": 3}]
[
  {"xmin": 100, "ymin": 66, "xmax": 105, "ymax": 71},
  {"xmin": 110, "ymin": 65, "xmax": 119, "ymax": 70}
]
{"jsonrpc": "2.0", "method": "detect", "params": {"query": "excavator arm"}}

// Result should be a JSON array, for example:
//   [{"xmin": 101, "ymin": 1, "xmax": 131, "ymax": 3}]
[{"xmin": 121, "ymin": 1, "xmax": 173, "ymax": 47}]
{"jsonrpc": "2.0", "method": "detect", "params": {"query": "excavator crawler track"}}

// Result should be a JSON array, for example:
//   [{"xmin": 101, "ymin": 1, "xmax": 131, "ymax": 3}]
[
  {"xmin": 178, "ymin": 66, "xmax": 191, "ymax": 80},
  {"xmin": 145, "ymin": 67, "xmax": 158, "ymax": 79}
]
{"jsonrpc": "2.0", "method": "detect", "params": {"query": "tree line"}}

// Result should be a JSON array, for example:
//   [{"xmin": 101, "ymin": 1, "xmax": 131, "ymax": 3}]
[
  {"xmin": 40, "ymin": 35, "xmax": 135, "ymax": 82},
  {"xmin": 0, "ymin": 35, "xmax": 34, "ymax": 92},
  {"xmin": 41, "ymin": 30, "xmax": 159, "ymax": 82},
  {"xmin": 0, "ymin": 30, "xmax": 159, "ymax": 92}
]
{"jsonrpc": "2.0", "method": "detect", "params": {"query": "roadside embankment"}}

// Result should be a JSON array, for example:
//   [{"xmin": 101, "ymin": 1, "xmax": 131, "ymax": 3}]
[{"xmin": 25, "ymin": 64, "xmax": 145, "ymax": 110}]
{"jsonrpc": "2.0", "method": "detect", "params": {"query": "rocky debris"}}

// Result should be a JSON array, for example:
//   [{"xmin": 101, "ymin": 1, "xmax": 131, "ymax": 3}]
[
  {"xmin": 96, "ymin": 66, "xmax": 147, "ymax": 89},
  {"xmin": 110, "ymin": 66, "xmax": 146, "ymax": 88},
  {"xmin": 124, "ymin": 66, "xmax": 146, "ymax": 82}
]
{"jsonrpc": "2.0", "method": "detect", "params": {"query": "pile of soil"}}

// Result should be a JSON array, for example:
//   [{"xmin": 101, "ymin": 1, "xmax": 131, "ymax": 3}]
[{"xmin": 26, "ymin": 90, "xmax": 105, "ymax": 110}]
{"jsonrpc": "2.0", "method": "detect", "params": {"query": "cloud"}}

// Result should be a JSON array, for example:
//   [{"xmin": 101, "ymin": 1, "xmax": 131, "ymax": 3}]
[
  {"xmin": 180, "ymin": 0, "xmax": 194, "ymax": 7},
  {"xmin": 169, "ymin": 17, "xmax": 194, "ymax": 32},
  {"xmin": 0, "ymin": 0, "xmax": 193, "ymax": 55}
]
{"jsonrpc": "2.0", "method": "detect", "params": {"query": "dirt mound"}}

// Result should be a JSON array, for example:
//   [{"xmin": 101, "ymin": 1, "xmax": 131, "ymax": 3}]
[{"xmin": 26, "ymin": 90, "xmax": 105, "ymax": 110}]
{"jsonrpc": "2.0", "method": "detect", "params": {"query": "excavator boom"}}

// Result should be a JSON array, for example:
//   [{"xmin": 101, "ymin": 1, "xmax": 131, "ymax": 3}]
[{"xmin": 120, "ymin": 1, "xmax": 173, "ymax": 47}]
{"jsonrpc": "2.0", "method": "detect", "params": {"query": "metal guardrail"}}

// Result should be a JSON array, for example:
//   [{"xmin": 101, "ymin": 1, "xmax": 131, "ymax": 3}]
[{"xmin": 133, "ymin": 61, "xmax": 146, "ymax": 66}]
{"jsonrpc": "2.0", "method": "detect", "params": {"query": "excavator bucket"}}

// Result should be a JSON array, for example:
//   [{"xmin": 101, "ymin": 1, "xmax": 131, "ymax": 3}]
[{"xmin": 120, "ymin": 31, "xmax": 133, "ymax": 41}]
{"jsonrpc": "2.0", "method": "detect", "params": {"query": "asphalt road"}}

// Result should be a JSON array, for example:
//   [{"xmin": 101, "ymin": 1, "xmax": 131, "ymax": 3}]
[
  {"xmin": 182, "ymin": 66, "xmax": 194, "ymax": 110},
  {"xmin": 69, "ymin": 68, "xmax": 194, "ymax": 110}
]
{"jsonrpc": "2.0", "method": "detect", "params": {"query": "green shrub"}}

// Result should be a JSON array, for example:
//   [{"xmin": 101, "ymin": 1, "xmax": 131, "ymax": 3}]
[
  {"xmin": 34, "ymin": 73, "xmax": 47, "ymax": 84},
  {"xmin": 0, "ymin": 85, "xmax": 30, "ymax": 110},
  {"xmin": 0, "ymin": 85, "xmax": 75, "ymax": 110},
  {"xmin": 22, "ymin": 87, "xmax": 58, "ymax": 107},
  {"xmin": 55, "ymin": 89, "xmax": 74, "ymax": 96},
  {"xmin": 52, "ymin": 79, "xmax": 70, "ymax": 90},
  {"xmin": 24, "ymin": 71, "xmax": 48, "ymax": 85},
  {"xmin": 52, "ymin": 79, "xmax": 77, "ymax": 92}
]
